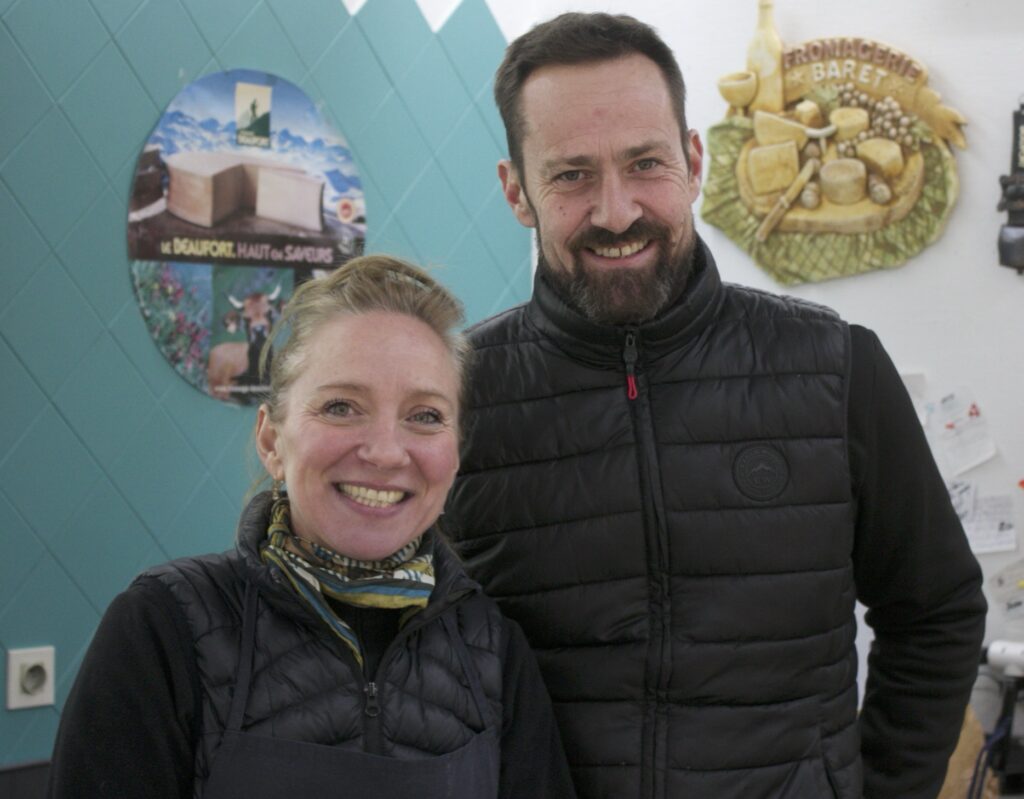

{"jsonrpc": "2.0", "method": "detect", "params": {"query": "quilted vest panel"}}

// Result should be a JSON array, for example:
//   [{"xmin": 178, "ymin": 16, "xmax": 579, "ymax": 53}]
[{"xmin": 147, "ymin": 546, "xmax": 505, "ymax": 795}]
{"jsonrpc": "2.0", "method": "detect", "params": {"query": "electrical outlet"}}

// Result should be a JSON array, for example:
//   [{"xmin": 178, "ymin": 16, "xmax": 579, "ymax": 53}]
[{"xmin": 6, "ymin": 646, "xmax": 55, "ymax": 710}]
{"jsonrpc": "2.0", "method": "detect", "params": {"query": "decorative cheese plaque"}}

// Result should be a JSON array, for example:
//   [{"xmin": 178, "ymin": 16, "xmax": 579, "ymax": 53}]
[{"xmin": 702, "ymin": 0, "xmax": 966, "ymax": 283}]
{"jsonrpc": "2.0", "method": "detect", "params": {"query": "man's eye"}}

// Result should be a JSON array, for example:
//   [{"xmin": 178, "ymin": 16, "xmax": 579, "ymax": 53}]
[
  {"xmin": 409, "ymin": 409, "xmax": 443, "ymax": 425},
  {"xmin": 635, "ymin": 158, "xmax": 659, "ymax": 171},
  {"xmin": 556, "ymin": 170, "xmax": 584, "ymax": 183}
]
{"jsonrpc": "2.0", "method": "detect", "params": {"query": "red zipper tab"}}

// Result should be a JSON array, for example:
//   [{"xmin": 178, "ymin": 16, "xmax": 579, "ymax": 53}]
[{"xmin": 623, "ymin": 330, "xmax": 639, "ymax": 400}]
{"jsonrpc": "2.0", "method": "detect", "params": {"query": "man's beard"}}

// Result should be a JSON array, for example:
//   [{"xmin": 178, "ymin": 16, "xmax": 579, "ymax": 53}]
[{"xmin": 536, "ymin": 217, "xmax": 697, "ymax": 326}]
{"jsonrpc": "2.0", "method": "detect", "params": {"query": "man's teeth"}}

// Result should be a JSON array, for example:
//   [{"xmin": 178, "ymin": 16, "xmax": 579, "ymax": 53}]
[
  {"xmin": 592, "ymin": 240, "xmax": 648, "ymax": 258},
  {"xmin": 339, "ymin": 484, "xmax": 405, "ymax": 508}
]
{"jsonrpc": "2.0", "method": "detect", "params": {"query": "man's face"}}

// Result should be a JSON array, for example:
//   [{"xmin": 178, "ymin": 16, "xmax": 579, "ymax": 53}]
[{"xmin": 499, "ymin": 54, "xmax": 703, "ymax": 325}]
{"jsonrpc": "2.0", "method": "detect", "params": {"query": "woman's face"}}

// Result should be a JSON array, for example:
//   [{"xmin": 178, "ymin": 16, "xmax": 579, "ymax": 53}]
[{"xmin": 256, "ymin": 310, "xmax": 461, "ymax": 560}]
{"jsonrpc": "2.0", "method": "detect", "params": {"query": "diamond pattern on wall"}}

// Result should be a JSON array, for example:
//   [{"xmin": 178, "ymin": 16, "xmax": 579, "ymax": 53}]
[{"xmin": 0, "ymin": 0, "xmax": 528, "ymax": 766}]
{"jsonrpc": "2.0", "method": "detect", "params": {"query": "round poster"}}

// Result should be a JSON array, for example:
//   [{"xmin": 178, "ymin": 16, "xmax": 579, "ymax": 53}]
[{"xmin": 126, "ymin": 69, "xmax": 366, "ymax": 404}]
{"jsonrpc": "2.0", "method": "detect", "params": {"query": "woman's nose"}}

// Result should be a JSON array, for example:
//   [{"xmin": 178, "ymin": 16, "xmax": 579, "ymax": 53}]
[{"xmin": 356, "ymin": 422, "xmax": 411, "ymax": 470}]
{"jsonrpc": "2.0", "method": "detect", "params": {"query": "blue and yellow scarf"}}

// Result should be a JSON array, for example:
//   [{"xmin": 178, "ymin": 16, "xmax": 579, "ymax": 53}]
[{"xmin": 260, "ymin": 496, "xmax": 435, "ymax": 667}]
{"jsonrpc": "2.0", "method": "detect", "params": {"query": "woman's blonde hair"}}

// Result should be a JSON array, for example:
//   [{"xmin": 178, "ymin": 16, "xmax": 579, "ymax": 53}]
[{"xmin": 260, "ymin": 254, "xmax": 470, "ymax": 425}]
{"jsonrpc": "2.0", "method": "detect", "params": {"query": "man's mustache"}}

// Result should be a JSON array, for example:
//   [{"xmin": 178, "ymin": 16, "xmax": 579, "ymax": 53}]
[{"xmin": 569, "ymin": 219, "xmax": 669, "ymax": 253}]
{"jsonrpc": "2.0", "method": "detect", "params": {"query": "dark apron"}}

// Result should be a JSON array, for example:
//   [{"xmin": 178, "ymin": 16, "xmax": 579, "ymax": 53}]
[{"xmin": 203, "ymin": 581, "xmax": 500, "ymax": 798}]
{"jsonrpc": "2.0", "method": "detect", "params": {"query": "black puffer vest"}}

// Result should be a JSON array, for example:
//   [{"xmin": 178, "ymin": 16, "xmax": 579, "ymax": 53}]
[
  {"xmin": 145, "ymin": 493, "xmax": 506, "ymax": 796},
  {"xmin": 447, "ymin": 240, "xmax": 860, "ymax": 799}
]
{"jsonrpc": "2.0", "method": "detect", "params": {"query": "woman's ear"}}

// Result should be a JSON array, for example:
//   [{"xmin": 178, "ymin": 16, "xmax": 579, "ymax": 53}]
[{"xmin": 255, "ymin": 404, "xmax": 283, "ymax": 480}]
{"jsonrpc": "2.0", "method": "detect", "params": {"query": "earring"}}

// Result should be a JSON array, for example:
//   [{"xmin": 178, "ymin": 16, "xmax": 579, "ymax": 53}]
[{"xmin": 272, "ymin": 479, "xmax": 283, "ymax": 501}]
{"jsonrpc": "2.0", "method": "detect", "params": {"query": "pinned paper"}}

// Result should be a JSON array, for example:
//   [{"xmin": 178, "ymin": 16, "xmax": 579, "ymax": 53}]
[
  {"xmin": 990, "ymin": 558, "xmax": 1024, "ymax": 619},
  {"xmin": 964, "ymin": 495, "xmax": 1017, "ymax": 555},
  {"xmin": 929, "ymin": 389, "xmax": 998, "ymax": 476},
  {"xmin": 899, "ymin": 371, "xmax": 928, "ymax": 427},
  {"xmin": 947, "ymin": 480, "xmax": 978, "ymax": 522},
  {"xmin": 949, "ymin": 480, "xmax": 1017, "ymax": 554}
]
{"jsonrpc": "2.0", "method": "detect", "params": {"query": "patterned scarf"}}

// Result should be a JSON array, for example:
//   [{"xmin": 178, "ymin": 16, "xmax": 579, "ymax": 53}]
[{"xmin": 260, "ymin": 496, "xmax": 435, "ymax": 667}]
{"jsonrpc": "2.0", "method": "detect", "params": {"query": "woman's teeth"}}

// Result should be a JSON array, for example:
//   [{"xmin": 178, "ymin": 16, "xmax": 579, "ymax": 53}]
[{"xmin": 338, "ymin": 484, "xmax": 405, "ymax": 508}]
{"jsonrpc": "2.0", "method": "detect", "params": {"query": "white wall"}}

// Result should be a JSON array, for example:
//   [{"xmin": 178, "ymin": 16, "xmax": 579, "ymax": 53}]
[{"xmin": 484, "ymin": 0, "xmax": 1024, "ymax": 663}]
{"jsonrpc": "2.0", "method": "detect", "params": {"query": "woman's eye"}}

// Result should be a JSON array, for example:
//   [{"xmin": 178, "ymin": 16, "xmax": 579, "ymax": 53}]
[
  {"xmin": 322, "ymin": 400, "xmax": 354, "ymax": 417},
  {"xmin": 408, "ymin": 409, "xmax": 443, "ymax": 426}
]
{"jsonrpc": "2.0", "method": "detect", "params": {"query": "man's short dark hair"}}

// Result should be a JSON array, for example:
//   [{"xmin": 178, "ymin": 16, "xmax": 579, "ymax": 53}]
[{"xmin": 494, "ymin": 12, "xmax": 689, "ymax": 174}]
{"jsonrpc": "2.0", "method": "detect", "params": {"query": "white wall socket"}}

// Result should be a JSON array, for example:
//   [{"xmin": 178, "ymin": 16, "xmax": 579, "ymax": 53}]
[{"xmin": 6, "ymin": 646, "xmax": 55, "ymax": 710}]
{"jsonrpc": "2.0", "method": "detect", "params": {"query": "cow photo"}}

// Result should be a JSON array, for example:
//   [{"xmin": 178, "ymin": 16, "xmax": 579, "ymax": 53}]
[
  {"xmin": 207, "ymin": 265, "xmax": 291, "ymax": 403},
  {"xmin": 130, "ymin": 262, "xmax": 293, "ymax": 405}
]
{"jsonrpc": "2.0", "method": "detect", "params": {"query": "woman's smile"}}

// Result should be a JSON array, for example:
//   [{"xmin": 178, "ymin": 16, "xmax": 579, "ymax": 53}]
[{"xmin": 336, "ymin": 483, "xmax": 409, "ymax": 509}]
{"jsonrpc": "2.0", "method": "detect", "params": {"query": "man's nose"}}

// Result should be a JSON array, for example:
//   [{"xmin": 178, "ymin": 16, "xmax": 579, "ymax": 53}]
[
  {"xmin": 590, "ymin": 173, "xmax": 642, "ymax": 234},
  {"xmin": 357, "ymin": 421, "xmax": 411, "ymax": 470}
]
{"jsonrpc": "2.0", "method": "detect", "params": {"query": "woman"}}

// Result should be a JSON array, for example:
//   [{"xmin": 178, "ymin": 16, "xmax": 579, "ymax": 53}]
[{"xmin": 48, "ymin": 255, "xmax": 575, "ymax": 798}]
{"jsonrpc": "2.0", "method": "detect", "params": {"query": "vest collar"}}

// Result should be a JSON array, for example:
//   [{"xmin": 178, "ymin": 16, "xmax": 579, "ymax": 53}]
[{"xmin": 525, "ymin": 236, "xmax": 725, "ymax": 363}]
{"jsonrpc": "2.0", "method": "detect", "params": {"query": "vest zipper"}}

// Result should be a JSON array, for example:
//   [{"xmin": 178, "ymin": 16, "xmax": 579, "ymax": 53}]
[
  {"xmin": 357, "ymin": 589, "xmax": 475, "ymax": 755},
  {"xmin": 363, "ymin": 681, "xmax": 381, "ymax": 717},
  {"xmin": 362, "ymin": 680, "xmax": 383, "ymax": 753},
  {"xmin": 624, "ymin": 328, "xmax": 639, "ymax": 400}
]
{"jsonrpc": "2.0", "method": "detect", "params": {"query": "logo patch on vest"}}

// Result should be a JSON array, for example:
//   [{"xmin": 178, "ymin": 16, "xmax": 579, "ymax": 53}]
[{"xmin": 733, "ymin": 445, "xmax": 789, "ymax": 501}]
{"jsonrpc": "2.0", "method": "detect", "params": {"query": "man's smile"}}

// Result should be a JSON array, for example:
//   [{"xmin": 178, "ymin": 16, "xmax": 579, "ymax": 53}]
[{"xmin": 588, "ymin": 240, "xmax": 650, "ymax": 259}]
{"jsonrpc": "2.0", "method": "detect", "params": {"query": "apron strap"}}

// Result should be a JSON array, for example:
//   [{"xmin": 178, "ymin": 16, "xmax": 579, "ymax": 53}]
[
  {"xmin": 442, "ymin": 612, "xmax": 496, "ymax": 731},
  {"xmin": 226, "ymin": 580, "xmax": 260, "ymax": 733}
]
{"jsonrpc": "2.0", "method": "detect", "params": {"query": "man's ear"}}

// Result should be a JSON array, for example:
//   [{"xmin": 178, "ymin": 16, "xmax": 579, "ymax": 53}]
[
  {"xmin": 685, "ymin": 129, "xmax": 704, "ymax": 199},
  {"xmin": 255, "ymin": 404, "xmax": 283, "ymax": 480},
  {"xmin": 498, "ymin": 159, "xmax": 537, "ymax": 228}
]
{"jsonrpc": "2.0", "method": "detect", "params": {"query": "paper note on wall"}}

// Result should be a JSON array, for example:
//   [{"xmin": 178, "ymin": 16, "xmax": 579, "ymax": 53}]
[
  {"xmin": 948, "ymin": 479, "xmax": 978, "ymax": 521},
  {"xmin": 990, "ymin": 558, "xmax": 1024, "ymax": 619},
  {"xmin": 946, "ymin": 481, "xmax": 1011, "ymax": 557},
  {"xmin": 949, "ymin": 480, "xmax": 1016, "ymax": 554},
  {"xmin": 965, "ymin": 495, "xmax": 1017, "ymax": 554},
  {"xmin": 899, "ymin": 372, "xmax": 928, "ymax": 426},
  {"xmin": 930, "ymin": 389, "xmax": 998, "ymax": 476}
]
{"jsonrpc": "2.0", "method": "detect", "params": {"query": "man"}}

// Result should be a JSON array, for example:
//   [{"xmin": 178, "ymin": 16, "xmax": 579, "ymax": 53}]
[{"xmin": 445, "ymin": 12, "xmax": 986, "ymax": 799}]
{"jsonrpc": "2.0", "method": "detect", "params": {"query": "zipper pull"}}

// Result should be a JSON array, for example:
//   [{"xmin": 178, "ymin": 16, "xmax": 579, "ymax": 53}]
[
  {"xmin": 364, "ymin": 681, "xmax": 381, "ymax": 717},
  {"xmin": 623, "ymin": 329, "xmax": 639, "ymax": 400}
]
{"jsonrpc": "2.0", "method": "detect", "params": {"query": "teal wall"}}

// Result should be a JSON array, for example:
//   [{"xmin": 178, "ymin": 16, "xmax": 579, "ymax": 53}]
[{"xmin": 0, "ymin": 0, "xmax": 527, "ymax": 765}]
